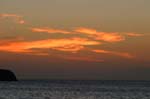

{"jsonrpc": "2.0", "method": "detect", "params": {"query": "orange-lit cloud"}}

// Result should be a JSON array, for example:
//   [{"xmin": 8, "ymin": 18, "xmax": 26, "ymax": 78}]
[
  {"xmin": 0, "ymin": 37, "xmax": 100, "ymax": 54},
  {"xmin": 74, "ymin": 27, "xmax": 125, "ymax": 42},
  {"xmin": 31, "ymin": 27, "xmax": 125, "ymax": 42},
  {"xmin": 0, "ymin": 36, "xmax": 136, "ymax": 60},
  {"xmin": 0, "ymin": 14, "xmax": 25, "ymax": 24},
  {"xmin": 31, "ymin": 27, "xmax": 143, "ymax": 43},
  {"xmin": 0, "ymin": 15, "xmax": 143, "ymax": 61},
  {"xmin": 31, "ymin": 27, "xmax": 70, "ymax": 34},
  {"xmin": 126, "ymin": 33, "xmax": 144, "ymax": 37},
  {"xmin": 92, "ymin": 49, "xmax": 134, "ymax": 59},
  {"xmin": 52, "ymin": 45, "xmax": 84, "ymax": 52},
  {"xmin": 75, "ymin": 27, "xmax": 98, "ymax": 35},
  {"xmin": 95, "ymin": 33, "xmax": 125, "ymax": 42}
]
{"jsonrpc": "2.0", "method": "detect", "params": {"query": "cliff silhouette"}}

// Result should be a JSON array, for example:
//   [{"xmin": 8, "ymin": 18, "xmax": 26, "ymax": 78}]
[{"xmin": 0, "ymin": 69, "xmax": 17, "ymax": 81}]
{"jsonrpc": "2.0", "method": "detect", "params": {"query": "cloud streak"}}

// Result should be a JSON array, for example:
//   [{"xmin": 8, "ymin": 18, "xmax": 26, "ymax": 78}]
[
  {"xmin": 92, "ymin": 49, "xmax": 134, "ymax": 59},
  {"xmin": 0, "ymin": 13, "xmax": 143, "ymax": 61},
  {"xmin": 31, "ymin": 27, "xmax": 144, "ymax": 43},
  {"xmin": 75, "ymin": 27, "xmax": 125, "ymax": 42},
  {"xmin": 126, "ymin": 33, "xmax": 144, "ymax": 37},
  {"xmin": 0, "ymin": 37, "xmax": 134, "ymax": 59},
  {"xmin": 0, "ymin": 37, "xmax": 100, "ymax": 53},
  {"xmin": 31, "ymin": 27, "xmax": 70, "ymax": 34}
]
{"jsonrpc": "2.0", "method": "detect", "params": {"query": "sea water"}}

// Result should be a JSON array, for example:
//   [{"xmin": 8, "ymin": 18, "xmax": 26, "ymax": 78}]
[{"xmin": 0, "ymin": 80, "xmax": 150, "ymax": 99}]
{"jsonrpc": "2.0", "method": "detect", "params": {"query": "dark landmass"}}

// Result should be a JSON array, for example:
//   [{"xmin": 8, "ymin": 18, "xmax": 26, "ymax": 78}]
[{"xmin": 0, "ymin": 69, "xmax": 17, "ymax": 81}]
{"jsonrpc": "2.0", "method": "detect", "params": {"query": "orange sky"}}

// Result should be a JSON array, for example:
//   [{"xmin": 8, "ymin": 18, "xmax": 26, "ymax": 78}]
[{"xmin": 0, "ymin": 0, "xmax": 150, "ymax": 80}]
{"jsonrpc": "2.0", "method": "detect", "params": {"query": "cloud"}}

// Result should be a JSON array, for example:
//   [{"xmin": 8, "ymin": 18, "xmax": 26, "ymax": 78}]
[
  {"xmin": 126, "ymin": 33, "xmax": 144, "ymax": 37},
  {"xmin": 92, "ymin": 49, "xmax": 134, "ymax": 59},
  {"xmin": 75, "ymin": 27, "xmax": 98, "ymax": 35},
  {"xmin": 0, "ymin": 15, "xmax": 142, "ymax": 61},
  {"xmin": 31, "ymin": 27, "xmax": 144, "ymax": 43},
  {"xmin": 31, "ymin": 27, "xmax": 125, "ymax": 43},
  {"xmin": 95, "ymin": 33, "xmax": 125, "ymax": 42},
  {"xmin": 0, "ymin": 13, "xmax": 25, "ymax": 24},
  {"xmin": 51, "ymin": 45, "xmax": 84, "ymax": 52},
  {"xmin": 0, "ymin": 37, "xmax": 134, "ymax": 59},
  {"xmin": 31, "ymin": 27, "xmax": 70, "ymax": 34},
  {"xmin": 74, "ymin": 27, "xmax": 125, "ymax": 42},
  {"xmin": 0, "ymin": 37, "xmax": 100, "ymax": 54},
  {"xmin": 0, "ymin": 36, "xmax": 135, "ymax": 60}
]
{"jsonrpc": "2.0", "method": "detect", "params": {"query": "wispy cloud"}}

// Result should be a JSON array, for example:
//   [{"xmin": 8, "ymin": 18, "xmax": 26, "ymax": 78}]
[
  {"xmin": 74, "ymin": 27, "xmax": 125, "ymax": 42},
  {"xmin": 31, "ymin": 27, "xmax": 144, "ymax": 43},
  {"xmin": 0, "ymin": 14, "xmax": 143, "ymax": 61},
  {"xmin": 0, "ymin": 14, "xmax": 25, "ymax": 24},
  {"xmin": 126, "ymin": 33, "xmax": 144, "ymax": 37},
  {"xmin": 75, "ymin": 27, "xmax": 98, "ymax": 35},
  {"xmin": 31, "ymin": 27, "xmax": 70, "ymax": 34},
  {"xmin": 95, "ymin": 33, "xmax": 125, "ymax": 42},
  {"xmin": 51, "ymin": 45, "xmax": 84, "ymax": 52},
  {"xmin": 92, "ymin": 49, "xmax": 134, "ymax": 59},
  {"xmin": 0, "ymin": 37, "xmax": 100, "ymax": 53},
  {"xmin": 0, "ymin": 37, "xmax": 134, "ymax": 59}
]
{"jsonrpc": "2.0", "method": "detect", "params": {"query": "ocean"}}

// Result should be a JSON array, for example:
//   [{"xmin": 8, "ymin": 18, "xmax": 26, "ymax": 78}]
[{"xmin": 0, "ymin": 80, "xmax": 150, "ymax": 99}]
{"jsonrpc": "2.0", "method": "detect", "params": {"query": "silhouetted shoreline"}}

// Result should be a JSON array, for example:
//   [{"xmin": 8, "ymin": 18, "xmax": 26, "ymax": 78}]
[{"xmin": 0, "ymin": 69, "xmax": 17, "ymax": 81}]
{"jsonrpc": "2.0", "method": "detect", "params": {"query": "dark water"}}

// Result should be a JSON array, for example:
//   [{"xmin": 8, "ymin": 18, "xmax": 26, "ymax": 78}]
[{"xmin": 0, "ymin": 80, "xmax": 150, "ymax": 99}]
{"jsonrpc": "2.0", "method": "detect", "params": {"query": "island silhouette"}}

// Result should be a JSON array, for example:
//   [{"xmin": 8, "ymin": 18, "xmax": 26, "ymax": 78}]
[{"xmin": 0, "ymin": 69, "xmax": 17, "ymax": 81}]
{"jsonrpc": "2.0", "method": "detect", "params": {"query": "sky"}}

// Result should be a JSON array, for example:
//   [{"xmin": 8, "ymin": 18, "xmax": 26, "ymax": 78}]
[{"xmin": 0, "ymin": 0, "xmax": 150, "ymax": 80}]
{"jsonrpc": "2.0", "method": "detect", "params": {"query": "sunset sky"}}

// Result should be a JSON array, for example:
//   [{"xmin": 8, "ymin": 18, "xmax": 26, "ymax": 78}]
[{"xmin": 0, "ymin": 0, "xmax": 150, "ymax": 80}]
